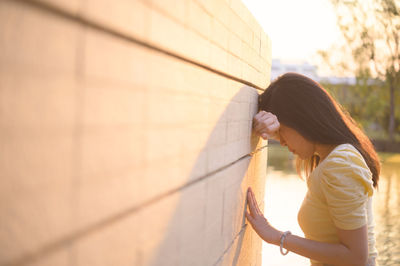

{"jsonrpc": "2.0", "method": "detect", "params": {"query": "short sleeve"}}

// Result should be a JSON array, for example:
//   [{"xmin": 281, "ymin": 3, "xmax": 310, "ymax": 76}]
[{"xmin": 320, "ymin": 146, "xmax": 374, "ymax": 230}]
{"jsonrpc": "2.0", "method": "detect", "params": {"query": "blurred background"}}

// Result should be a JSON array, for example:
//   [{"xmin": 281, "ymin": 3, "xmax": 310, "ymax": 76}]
[
  {"xmin": 244, "ymin": 0, "xmax": 400, "ymax": 144},
  {"xmin": 243, "ymin": 0, "xmax": 400, "ymax": 265}
]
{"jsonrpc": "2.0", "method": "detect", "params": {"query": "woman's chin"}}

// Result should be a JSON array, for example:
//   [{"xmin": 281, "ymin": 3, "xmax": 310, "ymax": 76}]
[
  {"xmin": 289, "ymin": 150, "xmax": 310, "ymax": 160},
  {"xmin": 297, "ymin": 153, "xmax": 312, "ymax": 160}
]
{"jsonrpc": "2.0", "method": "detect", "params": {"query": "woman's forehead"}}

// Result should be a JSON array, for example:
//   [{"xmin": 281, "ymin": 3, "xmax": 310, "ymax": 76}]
[
  {"xmin": 279, "ymin": 124, "xmax": 298, "ymax": 136},
  {"xmin": 279, "ymin": 124, "xmax": 290, "ymax": 131}
]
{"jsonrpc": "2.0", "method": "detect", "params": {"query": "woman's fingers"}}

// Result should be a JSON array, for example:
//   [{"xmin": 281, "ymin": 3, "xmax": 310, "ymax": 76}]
[
  {"xmin": 247, "ymin": 190, "xmax": 258, "ymax": 218},
  {"xmin": 269, "ymin": 120, "xmax": 280, "ymax": 132},
  {"xmin": 252, "ymin": 111, "xmax": 280, "ymax": 139},
  {"xmin": 254, "ymin": 116, "xmax": 275, "ymax": 133},
  {"xmin": 245, "ymin": 210, "xmax": 254, "ymax": 224},
  {"xmin": 248, "ymin": 188, "xmax": 263, "ymax": 216},
  {"xmin": 253, "ymin": 110, "xmax": 268, "ymax": 122},
  {"xmin": 247, "ymin": 187, "xmax": 264, "ymax": 218},
  {"xmin": 253, "ymin": 111, "xmax": 273, "ymax": 128},
  {"xmin": 252, "ymin": 111, "xmax": 269, "ymax": 127},
  {"xmin": 249, "ymin": 188, "xmax": 264, "ymax": 216},
  {"xmin": 250, "ymin": 189, "xmax": 263, "ymax": 215}
]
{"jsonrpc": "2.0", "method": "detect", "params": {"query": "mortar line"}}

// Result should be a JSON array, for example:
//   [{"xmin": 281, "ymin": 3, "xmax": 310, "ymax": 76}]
[
  {"xmin": 14, "ymin": 0, "xmax": 267, "ymax": 92},
  {"xmin": 213, "ymin": 224, "xmax": 248, "ymax": 266}
]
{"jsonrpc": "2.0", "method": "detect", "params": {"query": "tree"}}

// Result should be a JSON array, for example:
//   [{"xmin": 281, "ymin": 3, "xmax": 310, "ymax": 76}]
[{"xmin": 322, "ymin": 0, "xmax": 400, "ymax": 141}]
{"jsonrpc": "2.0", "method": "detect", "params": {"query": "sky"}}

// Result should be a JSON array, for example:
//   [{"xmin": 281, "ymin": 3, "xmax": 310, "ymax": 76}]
[{"xmin": 242, "ymin": 0, "xmax": 342, "ymax": 75}]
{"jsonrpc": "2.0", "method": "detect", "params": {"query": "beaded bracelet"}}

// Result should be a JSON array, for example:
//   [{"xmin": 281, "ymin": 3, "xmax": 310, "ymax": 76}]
[{"xmin": 280, "ymin": 231, "xmax": 292, "ymax": 255}]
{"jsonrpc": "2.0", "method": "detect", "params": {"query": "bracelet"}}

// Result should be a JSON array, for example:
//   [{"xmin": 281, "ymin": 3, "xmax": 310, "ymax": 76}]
[{"xmin": 280, "ymin": 231, "xmax": 291, "ymax": 255}]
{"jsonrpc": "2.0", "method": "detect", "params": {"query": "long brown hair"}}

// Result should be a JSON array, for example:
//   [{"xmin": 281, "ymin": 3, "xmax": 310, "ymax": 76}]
[{"xmin": 259, "ymin": 73, "xmax": 380, "ymax": 188}]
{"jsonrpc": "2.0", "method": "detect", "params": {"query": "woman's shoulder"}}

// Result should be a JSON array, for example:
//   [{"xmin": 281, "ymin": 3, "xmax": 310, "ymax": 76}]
[
  {"xmin": 323, "ymin": 143, "xmax": 368, "ymax": 168},
  {"xmin": 319, "ymin": 143, "xmax": 374, "ymax": 196}
]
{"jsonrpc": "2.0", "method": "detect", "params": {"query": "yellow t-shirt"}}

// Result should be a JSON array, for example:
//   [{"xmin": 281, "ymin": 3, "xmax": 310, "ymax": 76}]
[{"xmin": 297, "ymin": 143, "xmax": 378, "ymax": 265}]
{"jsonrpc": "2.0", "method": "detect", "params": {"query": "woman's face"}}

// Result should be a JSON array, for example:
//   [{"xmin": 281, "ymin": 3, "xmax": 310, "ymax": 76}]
[{"xmin": 278, "ymin": 124, "xmax": 315, "ymax": 159}]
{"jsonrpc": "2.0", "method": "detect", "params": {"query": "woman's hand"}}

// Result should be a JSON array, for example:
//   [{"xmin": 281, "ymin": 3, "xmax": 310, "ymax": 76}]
[
  {"xmin": 245, "ymin": 187, "xmax": 282, "ymax": 245},
  {"xmin": 252, "ymin": 111, "xmax": 280, "ymax": 140}
]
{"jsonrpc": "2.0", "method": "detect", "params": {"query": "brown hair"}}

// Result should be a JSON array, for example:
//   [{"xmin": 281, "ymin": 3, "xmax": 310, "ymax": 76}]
[{"xmin": 259, "ymin": 73, "xmax": 380, "ymax": 188}]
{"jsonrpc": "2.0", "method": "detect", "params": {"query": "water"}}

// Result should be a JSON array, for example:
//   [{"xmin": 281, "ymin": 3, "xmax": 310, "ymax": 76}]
[{"xmin": 261, "ymin": 144, "xmax": 400, "ymax": 266}]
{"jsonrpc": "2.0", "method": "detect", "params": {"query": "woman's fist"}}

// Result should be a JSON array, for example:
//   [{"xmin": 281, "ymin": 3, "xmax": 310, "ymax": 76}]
[{"xmin": 252, "ymin": 111, "xmax": 280, "ymax": 140}]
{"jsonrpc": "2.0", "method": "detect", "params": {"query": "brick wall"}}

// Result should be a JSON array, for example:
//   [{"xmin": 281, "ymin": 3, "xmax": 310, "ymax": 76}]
[{"xmin": 0, "ymin": 0, "xmax": 271, "ymax": 265}]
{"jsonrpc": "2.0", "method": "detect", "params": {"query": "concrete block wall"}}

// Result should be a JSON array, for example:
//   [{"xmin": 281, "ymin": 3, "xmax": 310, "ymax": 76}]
[{"xmin": 0, "ymin": 0, "xmax": 271, "ymax": 265}]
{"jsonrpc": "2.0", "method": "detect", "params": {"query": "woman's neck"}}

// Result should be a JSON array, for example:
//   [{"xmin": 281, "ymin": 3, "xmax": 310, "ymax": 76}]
[{"xmin": 315, "ymin": 144, "xmax": 338, "ymax": 162}]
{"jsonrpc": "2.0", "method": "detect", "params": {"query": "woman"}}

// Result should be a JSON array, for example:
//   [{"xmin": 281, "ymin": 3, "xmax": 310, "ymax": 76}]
[{"xmin": 246, "ymin": 73, "xmax": 380, "ymax": 266}]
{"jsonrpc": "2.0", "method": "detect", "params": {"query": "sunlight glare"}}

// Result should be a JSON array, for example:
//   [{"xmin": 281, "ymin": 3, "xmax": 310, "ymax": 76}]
[{"xmin": 242, "ymin": 0, "xmax": 341, "ymax": 67}]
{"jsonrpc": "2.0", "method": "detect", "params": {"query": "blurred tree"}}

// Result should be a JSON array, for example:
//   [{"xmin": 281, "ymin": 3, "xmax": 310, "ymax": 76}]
[{"xmin": 321, "ymin": 0, "xmax": 400, "ymax": 141}]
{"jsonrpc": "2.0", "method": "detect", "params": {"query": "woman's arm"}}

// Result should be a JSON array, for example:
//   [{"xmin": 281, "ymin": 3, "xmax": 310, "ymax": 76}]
[
  {"xmin": 283, "ymin": 226, "xmax": 368, "ymax": 266},
  {"xmin": 245, "ymin": 188, "xmax": 368, "ymax": 266}
]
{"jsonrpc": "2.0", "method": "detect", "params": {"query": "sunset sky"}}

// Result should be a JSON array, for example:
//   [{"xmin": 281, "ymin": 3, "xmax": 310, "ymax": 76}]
[{"xmin": 242, "ymin": 0, "xmax": 342, "ymax": 75}]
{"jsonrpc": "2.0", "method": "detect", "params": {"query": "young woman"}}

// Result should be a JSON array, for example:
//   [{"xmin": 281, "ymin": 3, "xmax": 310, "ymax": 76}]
[{"xmin": 246, "ymin": 73, "xmax": 380, "ymax": 266}]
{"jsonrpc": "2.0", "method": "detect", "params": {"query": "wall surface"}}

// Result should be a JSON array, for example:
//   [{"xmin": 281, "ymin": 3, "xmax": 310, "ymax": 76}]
[{"xmin": 0, "ymin": 0, "xmax": 271, "ymax": 265}]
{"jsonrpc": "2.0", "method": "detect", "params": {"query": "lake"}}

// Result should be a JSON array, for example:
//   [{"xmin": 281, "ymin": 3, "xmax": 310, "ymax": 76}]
[{"xmin": 261, "ymin": 143, "xmax": 400, "ymax": 266}]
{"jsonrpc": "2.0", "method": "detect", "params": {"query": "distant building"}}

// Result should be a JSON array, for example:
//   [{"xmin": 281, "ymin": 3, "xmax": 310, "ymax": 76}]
[
  {"xmin": 271, "ymin": 59, "xmax": 319, "ymax": 81},
  {"xmin": 271, "ymin": 59, "xmax": 356, "ymax": 85},
  {"xmin": 318, "ymin": 76, "xmax": 356, "ymax": 85}
]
